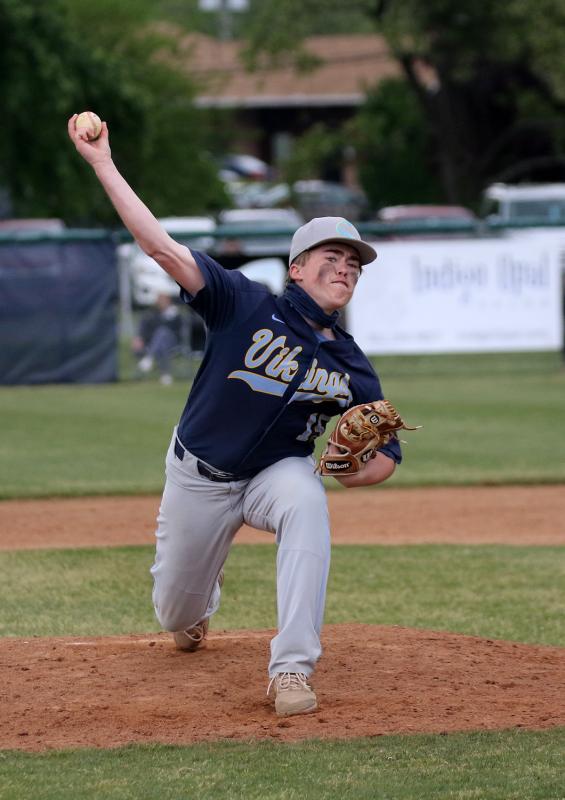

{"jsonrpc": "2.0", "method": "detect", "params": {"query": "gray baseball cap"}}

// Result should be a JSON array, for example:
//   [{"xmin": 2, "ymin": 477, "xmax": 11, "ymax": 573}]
[{"xmin": 289, "ymin": 216, "xmax": 377, "ymax": 266}]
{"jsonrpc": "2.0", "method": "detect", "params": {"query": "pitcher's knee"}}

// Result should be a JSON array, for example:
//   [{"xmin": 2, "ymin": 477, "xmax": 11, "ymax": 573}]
[{"xmin": 153, "ymin": 584, "xmax": 208, "ymax": 632}]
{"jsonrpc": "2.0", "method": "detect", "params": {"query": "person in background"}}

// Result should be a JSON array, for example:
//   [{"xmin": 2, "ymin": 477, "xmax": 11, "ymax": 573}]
[{"xmin": 132, "ymin": 292, "xmax": 182, "ymax": 385}]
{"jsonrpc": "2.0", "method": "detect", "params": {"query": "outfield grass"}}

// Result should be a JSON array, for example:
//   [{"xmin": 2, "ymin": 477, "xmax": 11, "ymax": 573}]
[
  {"xmin": 1, "ymin": 544, "xmax": 563, "ymax": 646},
  {"xmin": 1, "ymin": 351, "xmax": 564, "ymax": 498},
  {"xmin": 0, "ymin": 383, "xmax": 179, "ymax": 499},
  {"xmin": 1, "ymin": 351, "xmax": 564, "ymax": 797},
  {"xmin": 1, "ymin": 729, "xmax": 564, "ymax": 800}
]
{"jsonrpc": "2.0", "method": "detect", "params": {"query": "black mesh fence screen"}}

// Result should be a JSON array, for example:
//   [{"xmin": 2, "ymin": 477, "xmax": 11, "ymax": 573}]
[{"xmin": 0, "ymin": 237, "xmax": 118, "ymax": 385}]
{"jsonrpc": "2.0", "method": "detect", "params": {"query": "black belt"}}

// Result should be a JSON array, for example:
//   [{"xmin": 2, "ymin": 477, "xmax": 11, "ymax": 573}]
[
  {"xmin": 196, "ymin": 460, "xmax": 239, "ymax": 482},
  {"xmin": 174, "ymin": 437, "xmax": 246, "ymax": 482}
]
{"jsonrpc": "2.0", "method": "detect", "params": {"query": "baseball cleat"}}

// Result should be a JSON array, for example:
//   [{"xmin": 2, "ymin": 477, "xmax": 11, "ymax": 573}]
[
  {"xmin": 173, "ymin": 619, "xmax": 209, "ymax": 651},
  {"xmin": 268, "ymin": 672, "xmax": 318, "ymax": 716},
  {"xmin": 138, "ymin": 355, "xmax": 154, "ymax": 373},
  {"xmin": 172, "ymin": 569, "xmax": 224, "ymax": 652}
]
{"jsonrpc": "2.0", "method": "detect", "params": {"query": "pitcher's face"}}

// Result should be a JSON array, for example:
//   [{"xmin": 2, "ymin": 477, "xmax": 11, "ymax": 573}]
[{"xmin": 289, "ymin": 243, "xmax": 361, "ymax": 312}]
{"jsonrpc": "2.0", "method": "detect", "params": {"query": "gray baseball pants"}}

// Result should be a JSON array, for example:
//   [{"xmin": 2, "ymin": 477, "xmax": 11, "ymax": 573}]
[{"xmin": 150, "ymin": 429, "xmax": 331, "ymax": 677}]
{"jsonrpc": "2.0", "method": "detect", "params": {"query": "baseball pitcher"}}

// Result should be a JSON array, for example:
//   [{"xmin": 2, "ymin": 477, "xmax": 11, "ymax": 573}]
[{"xmin": 68, "ymin": 114, "xmax": 418, "ymax": 717}]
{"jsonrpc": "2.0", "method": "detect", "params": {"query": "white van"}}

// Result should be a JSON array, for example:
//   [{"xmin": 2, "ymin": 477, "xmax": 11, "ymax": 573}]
[{"xmin": 483, "ymin": 183, "xmax": 565, "ymax": 225}]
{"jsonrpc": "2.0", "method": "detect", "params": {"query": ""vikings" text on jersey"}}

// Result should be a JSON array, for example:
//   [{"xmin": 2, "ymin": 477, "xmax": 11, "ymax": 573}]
[{"xmin": 228, "ymin": 328, "xmax": 352, "ymax": 406}]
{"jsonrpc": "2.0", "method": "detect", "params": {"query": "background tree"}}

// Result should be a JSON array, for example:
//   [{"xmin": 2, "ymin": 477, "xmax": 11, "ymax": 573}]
[
  {"xmin": 242, "ymin": 0, "xmax": 565, "ymax": 206},
  {"xmin": 375, "ymin": 0, "xmax": 565, "ymax": 203},
  {"xmin": 6, "ymin": 0, "xmax": 565, "ymax": 219},
  {"xmin": 279, "ymin": 123, "xmax": 344, "ymax": 185},
  {"xmin": 0, "ymin": 0, "xmax": 227, "ymax": 224},
  {"xmin": 351, "ymin": 80, "xmax": 443, "ymax": 208}
]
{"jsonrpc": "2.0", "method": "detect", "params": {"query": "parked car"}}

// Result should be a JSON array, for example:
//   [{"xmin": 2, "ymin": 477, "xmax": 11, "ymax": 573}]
[
  {"xmin": 0, "ymin": 218, "xmax": 65, "ymax": 233},
  {"xmin": 224, "ymin": 180, "xmax": 291, "ymax": 209},
  {"xmin": 376, "ymin": 204, "xmax": 477, "ymax": 237},
  {"xmin": 219, "ymin": 154, "xmax": 272, "ymax": 182},
  {"xmin": 126, "ymin": 216, "xmax": 216, "ymax": 306},
  {"xmin": 482, "ymin": 183, "xmax": 565, "ymax": 225},
  {"xmin": 293, "ymin": 180, "xmax": 370, "ymax": 222},
  {"xmin": 377, "ymin": 204, "xmax": 476, "ymax": 223},
  {"xmin": 215, "ymin": 208, "xmax": 304, "ymax": 257}
]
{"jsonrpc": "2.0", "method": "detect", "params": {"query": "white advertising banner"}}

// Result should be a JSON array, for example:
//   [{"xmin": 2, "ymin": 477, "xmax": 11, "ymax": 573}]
[{"xmin": 348, "ymin": 233, "xmax": 564, "ymax": 354}]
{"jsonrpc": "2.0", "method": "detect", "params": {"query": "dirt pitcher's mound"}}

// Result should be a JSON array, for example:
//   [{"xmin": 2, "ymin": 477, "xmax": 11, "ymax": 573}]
[{"xmin": 2, "ymin": 624, "xmax": 564, "ymax": 752}]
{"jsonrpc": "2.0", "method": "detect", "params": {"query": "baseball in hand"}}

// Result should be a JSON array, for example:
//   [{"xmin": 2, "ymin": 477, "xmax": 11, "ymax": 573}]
[{"xmin": 75, "ymin": 111, "xmax": 102, "ymax": 141}]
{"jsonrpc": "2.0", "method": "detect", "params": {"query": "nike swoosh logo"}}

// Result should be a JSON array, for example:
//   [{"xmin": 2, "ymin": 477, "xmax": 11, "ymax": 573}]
[{"xmin": 271, "ymin": 314, "xmax": 284, "ymax": 323}]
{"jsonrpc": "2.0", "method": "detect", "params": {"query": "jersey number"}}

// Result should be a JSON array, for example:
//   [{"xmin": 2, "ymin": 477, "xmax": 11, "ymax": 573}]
[{"xmin": 297, "ymin": 413, "xmax": 332, "ymax": 443}]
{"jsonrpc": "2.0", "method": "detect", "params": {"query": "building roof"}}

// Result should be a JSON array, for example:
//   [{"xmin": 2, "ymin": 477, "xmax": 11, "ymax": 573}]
[{"xmin": 176, "ymin": 33, "xmax": 400, "ymax": 109}]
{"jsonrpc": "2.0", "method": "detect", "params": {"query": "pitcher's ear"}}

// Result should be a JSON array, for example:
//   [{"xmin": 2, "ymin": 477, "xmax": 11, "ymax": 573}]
[{"xmin": 288, "ymin": 262, "xmax": 301, "ymax": 280}]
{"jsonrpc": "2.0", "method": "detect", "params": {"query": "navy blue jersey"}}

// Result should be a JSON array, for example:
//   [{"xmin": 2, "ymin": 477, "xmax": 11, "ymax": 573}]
[{"xmin": 177, "ymin": 251, "xmax": 401, "ymax": 475}]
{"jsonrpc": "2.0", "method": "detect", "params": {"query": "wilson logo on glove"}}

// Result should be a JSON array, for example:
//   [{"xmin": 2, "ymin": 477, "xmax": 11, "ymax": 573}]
[
  {"xmin": 323, "ymin": 460, "xmax": 354, "ymax": 471},
  {"xmin": 316, "ymin": 399, "xmax": 421, "ymax": 477}
]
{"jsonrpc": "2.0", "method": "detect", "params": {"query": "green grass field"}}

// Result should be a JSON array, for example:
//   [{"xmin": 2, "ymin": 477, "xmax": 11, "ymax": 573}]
[
  {"xmin": 1, "ymin": 539, "xmax": 561, "ymax": 800},
  {"xmin": 1, "ymin": 351, "xmax": 564, "ymax": 799},
  {"xmin": 2, "ymin": 731, "xmax": 564, "ymax": 800},
  {"xmin": 1, "ymin": 544, "xmax": 564, "ymax": 645},
  {"xmin": 1, "ymin": 351, "xmax": 564, "ymax": 498}
]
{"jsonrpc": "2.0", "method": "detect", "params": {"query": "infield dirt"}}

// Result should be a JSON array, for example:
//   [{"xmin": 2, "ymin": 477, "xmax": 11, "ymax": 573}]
[
  {"xmin": 1, "ymin": 485, "xmax": 564, "ymax": 751},
  {"xmin": 1, "ymin": 484, "xmax": 564, "ymax": 550}
]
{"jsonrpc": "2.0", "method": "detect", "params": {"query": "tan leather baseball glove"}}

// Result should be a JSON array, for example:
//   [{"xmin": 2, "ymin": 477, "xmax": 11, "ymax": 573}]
[{"xmin": 317, "ymin": 399, "xmax": 421, "ymax": 476}]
